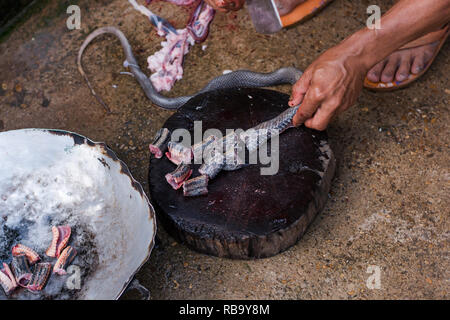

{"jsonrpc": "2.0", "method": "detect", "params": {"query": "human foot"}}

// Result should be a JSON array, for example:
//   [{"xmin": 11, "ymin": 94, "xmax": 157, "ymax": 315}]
[
  {"xmin": 274, "ymin": 0, "xmax": 306, "ymax": 16},
  {"xmin": 366, "ymin": 41, "xmax": 439, "ymax": 83}
]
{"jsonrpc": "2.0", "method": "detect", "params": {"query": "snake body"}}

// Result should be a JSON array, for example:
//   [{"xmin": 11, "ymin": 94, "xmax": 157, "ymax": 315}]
[{"xmin": 77, "ymin": 26, "xmax": 303, "ymax": 112}]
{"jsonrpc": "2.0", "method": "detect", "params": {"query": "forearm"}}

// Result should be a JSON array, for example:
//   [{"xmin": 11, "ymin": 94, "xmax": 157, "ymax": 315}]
[{"xmin": 340, "ymin": 0, "xmax": 450, "ymax": 70}]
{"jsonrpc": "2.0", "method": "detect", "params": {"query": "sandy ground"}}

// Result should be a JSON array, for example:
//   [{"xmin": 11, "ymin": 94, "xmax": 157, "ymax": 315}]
[{"xmin": 0, "ymin": 0, "xmax": 448, "ymax": 299}]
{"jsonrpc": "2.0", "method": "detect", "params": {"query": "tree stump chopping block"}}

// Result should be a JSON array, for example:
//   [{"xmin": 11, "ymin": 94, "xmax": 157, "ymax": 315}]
[{"xmin": 149, "ymin": 88, "xmax": 335, "ymax": 259}]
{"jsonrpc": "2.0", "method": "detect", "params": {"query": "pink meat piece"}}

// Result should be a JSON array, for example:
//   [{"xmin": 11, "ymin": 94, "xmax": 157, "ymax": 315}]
[
  {"xmin": 148, "ymin": 29, "xmax": 194, "ymax": 92},
  {"xmin": 130, "ymin": 0, "xmax": 215, "ymax": 92},
  {"xmin": 149, "ymin": 144, "xmax": 165, "ymax": 158},
  {"xmin": 165, "ymin": 141, "xmax": 193, "ymax": 165},
  {"xmin": 187, "ymin": 2, "xmax": 215, "ymax": 41},
  {"xmin": 45, "ymin": 225, "xmax": 71, "ymax": 258},
  {"xmin": 0, "ymin": 263, "xmax": 17, "ymax": 294},
  {"xmin": 165, "ymin": 165, "xmax": 193, "ymax": 190}
]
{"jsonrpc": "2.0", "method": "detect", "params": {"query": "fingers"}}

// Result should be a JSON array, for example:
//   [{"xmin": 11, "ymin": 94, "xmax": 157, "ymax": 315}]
[
  {"xmin": 205, "ymin": 0, "xmax": 228, "ymax": 11},
  {"xmin": 210, "ymin": 0, "xmax": 245, "ymax": 12},
  {"xmin": 292, "ymin": 90, "xmax": 321, "ymax": 127},
  {"xmin": 226, "ymin": 0, "xmax": 245, "ymax": 11},
  {"xmin": 304, "ymin": 100, "xmax": 337, "ymax": 131},
  {"xmin": 289, "ymin": 71, "xmax": 312, "ymax": 107}
]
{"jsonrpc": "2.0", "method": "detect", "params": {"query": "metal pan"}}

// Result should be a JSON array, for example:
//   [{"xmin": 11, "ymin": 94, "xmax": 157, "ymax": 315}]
[{"xmin": 0, "ymin": 129, "xmax": 156, "ymax": 299}]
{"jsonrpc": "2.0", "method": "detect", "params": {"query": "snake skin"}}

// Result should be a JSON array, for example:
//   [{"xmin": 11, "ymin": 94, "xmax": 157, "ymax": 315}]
[{"xmin": 78, "ymin": 27, "xmax": 303, "ymax": 110}]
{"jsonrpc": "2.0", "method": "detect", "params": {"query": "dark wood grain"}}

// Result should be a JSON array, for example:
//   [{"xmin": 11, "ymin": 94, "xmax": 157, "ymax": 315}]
[{"xmin": 149, "ymin": 88, "xmax": 335, "ymax": 259}]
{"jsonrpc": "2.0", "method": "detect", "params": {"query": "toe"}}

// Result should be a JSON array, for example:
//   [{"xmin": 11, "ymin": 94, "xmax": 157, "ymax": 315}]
[
  {"xmin": 395, "ymin": 51, "xmax": 412, "ymax": 82},
  {"xmin": 422, "ymin": 41, "xmax": 439, "ymax": 66},
  {"xmin": 411, "ymin": 51, "xmax": 426, "ymax": 74},
  {"xmin": 380, "ymin": 55, "xmax": 400, "ymax": 83},
  {"xmin": 367, "ymin": 61, "xmax": 385, "ymax": 82}
]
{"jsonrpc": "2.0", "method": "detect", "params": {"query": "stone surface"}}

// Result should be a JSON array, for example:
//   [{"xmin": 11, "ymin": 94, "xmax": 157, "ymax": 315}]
[
  {"xmin": 149, "ymin": 88, "xmax": 335, "ymax": 259},
  {"xmin": 0, "ymin": 0, "xmax": 448, "ymax": 299}
]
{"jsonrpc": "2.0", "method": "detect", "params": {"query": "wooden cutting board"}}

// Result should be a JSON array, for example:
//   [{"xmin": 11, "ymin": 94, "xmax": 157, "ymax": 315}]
[{"xmin": 149, "ymin": 88, "xmax": 335, "ymax": 259}]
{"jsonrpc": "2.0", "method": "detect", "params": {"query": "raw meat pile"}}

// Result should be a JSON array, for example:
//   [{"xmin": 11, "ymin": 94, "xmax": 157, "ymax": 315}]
[
  {"xmin": 148, "ymin": 105, "xmax": 300, "ymax": 197},
  {"xmin": 129, "ymin": 0, "xmax": 215, "ymax": 91},
  {"xmin": 0, "ymin": 226, "xmax": 76, "ymax": 295}
]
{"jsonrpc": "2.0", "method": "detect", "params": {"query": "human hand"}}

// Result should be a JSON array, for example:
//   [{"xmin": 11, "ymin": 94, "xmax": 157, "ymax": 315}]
[
  {"xmin": 204, "ymin": 0, "xmax": 245, "ymax": 12},
  {"xmin": 289, "ymin": 44, "xmax": 368, "ymax": 130}
]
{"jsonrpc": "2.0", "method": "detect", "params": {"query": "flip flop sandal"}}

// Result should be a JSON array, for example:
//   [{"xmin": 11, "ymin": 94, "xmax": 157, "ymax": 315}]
[
  {"xmin": 280, "ymin": 0, "xmax": 334, "ymax": 27},
  {"xmin": 364, "ymin": 24, "xmax": 449, "ymax": 91}
]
